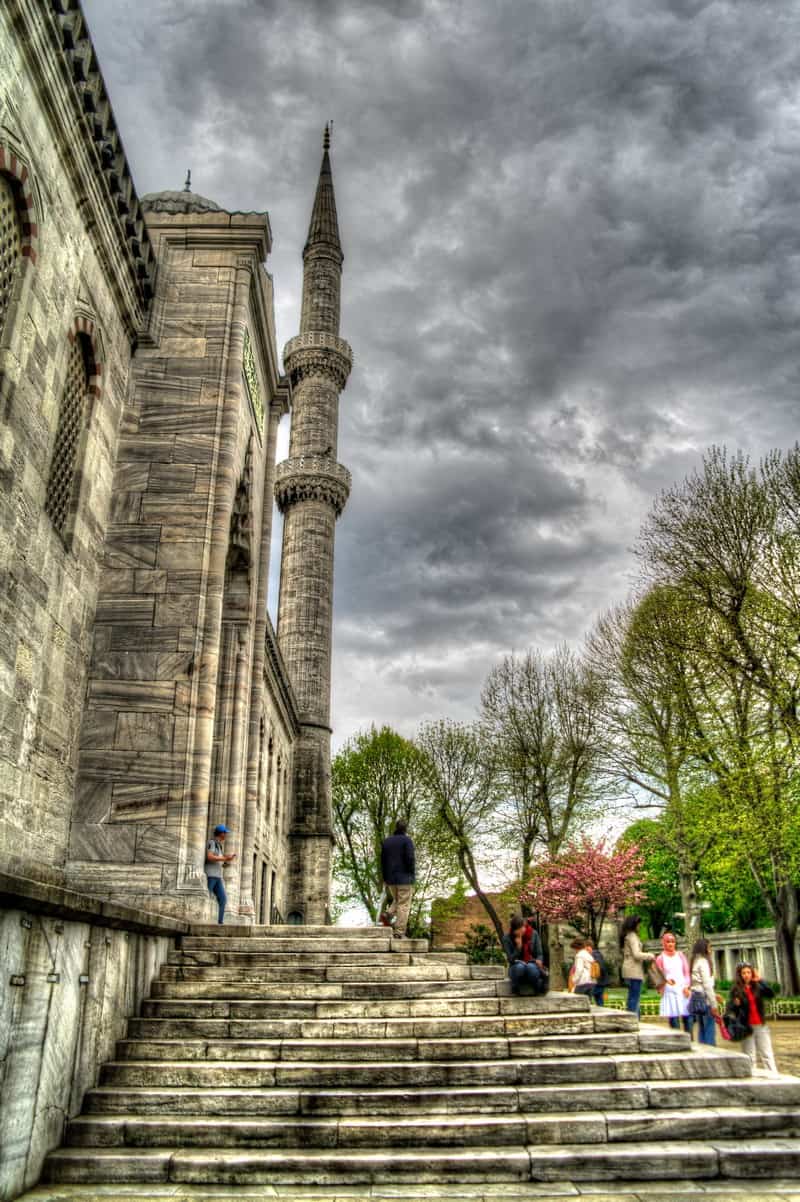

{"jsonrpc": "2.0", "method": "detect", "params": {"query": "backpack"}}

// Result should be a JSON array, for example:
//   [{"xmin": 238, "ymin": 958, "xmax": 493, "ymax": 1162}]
[{"xmin": 590, "ymin": 958, "xmax": 601, "ymax": 981}]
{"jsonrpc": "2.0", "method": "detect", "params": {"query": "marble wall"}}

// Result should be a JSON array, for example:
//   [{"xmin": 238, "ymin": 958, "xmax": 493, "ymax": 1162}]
[{"xmin": 0, "ymin": 884, "xmax": 176, "ymax": 1201}]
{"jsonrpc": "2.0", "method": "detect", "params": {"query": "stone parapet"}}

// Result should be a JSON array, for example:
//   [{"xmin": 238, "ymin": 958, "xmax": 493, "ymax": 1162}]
[
  {"xmin": 274, "ymin": 455, "xmax": 351, "ymax": 517},
  {"xmin": 282, "ymin": 331, "xmax": 352, "ymax": 390}
]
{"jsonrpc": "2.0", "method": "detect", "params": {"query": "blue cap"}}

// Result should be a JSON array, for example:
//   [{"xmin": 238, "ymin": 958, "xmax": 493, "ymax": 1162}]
[{"xmin": 214, "ymin": 824, "xmax": 230, "ymax": 834}]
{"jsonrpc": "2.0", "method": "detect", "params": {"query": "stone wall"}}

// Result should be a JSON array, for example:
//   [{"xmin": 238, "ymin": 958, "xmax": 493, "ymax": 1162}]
[
  {"xmin": 0, "ymin": 0, "xmax": 148, "ymax": 875},
  {"xmin": 0, "ymin": 867, "xmax": 181, "ymax": 1201}
]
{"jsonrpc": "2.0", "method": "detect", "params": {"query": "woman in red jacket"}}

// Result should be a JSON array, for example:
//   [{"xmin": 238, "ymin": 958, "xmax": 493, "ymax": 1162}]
[{"xmin": 727, "ymin": 962, "xmax": 778, "ymax": 1076}]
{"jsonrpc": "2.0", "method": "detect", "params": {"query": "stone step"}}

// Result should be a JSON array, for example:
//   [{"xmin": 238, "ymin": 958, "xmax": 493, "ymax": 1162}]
[
  {"xmin": 64, "ymin": 1105, "xmax": 800, "ymax": 1151},
  {"xmin": 82, "ymin": 1074, "xmax": 800, "ymax": 1118},
  {"xmin": 126, "ymin": 1009, "xmax": 634, "ymax": 1040},
  {"xmin": 98, "ymin": 1049, "xmax": 750, "ymax": 1091},
  {"xmin": 158, "ymin": 962, "xmax": 487, "ymax": 982},
  {"xmin": 188, "ymin": 925, "xmax": 388, "ymax": 938},
  {"xmin": 139, "ymin": 992, "xmax": 593, "ymax": 1020},
  {"xmin": 183, "ymin": 934, "xmax": 429, "ymax": 953},
  {"xmin": 42, "ymin": 1138, "xmax": 800, "ymax": 1185},
  {"xmin": 113, "ymin": 1031, "xmax": 643, "ymax": 1063},
  {"xmin": 147, "ymin": 978, "xmax": 508, "ymax": 1000},
  {"xmin": 169, "ymin": 950, "xmax": 467, "ymax": 967}
]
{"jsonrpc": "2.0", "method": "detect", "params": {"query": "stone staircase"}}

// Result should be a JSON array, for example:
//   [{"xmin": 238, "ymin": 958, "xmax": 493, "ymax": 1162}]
[{"xmin": 41, "ymin": 926, "xmax": 800, "ymax": 1189}]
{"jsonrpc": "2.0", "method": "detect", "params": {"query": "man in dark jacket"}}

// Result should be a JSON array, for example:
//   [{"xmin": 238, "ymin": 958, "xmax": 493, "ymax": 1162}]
[{"xmin": 380, "ymin": 819, "xmax": 416, "ymax": 939}]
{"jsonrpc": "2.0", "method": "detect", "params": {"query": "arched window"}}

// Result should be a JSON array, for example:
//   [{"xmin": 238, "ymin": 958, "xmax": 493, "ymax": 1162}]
[
  {"xmin": 45, "ymin": 331, "xmax": 93, "ymax": 540},
  {"xmin": 0, "ymin": 172, "xmax": 23, "ymax": 340}
]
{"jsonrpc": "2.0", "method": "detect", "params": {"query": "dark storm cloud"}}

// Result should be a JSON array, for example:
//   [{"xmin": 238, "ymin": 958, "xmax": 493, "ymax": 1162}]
[{"xmin": 83, "ymin": 0, "xmax": 800, "ymax": 740}]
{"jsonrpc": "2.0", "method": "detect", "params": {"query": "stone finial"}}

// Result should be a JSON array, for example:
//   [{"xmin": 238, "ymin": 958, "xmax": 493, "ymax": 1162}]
[{"xmin": 184, "ymin": 169, "xmax": 191, "ymax": 192}]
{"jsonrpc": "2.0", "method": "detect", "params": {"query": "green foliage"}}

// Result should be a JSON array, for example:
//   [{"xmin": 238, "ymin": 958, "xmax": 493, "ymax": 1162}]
[
  {"xmin": 618, "ymin": 819, "xmax": 680, "ymax": 935},
  {"xmin": 332, "ymin": 725, "xmax": 458, "ymax": 923},
  {"xmin": 457, "ymin": 923, "xmax": 505, "ymax": 965}
]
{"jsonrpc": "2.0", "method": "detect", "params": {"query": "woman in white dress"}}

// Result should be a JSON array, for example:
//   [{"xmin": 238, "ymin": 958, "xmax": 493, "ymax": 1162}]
[{"xmin": 653, "ymin": 931, "xmax": 692, "ymax": 1034}]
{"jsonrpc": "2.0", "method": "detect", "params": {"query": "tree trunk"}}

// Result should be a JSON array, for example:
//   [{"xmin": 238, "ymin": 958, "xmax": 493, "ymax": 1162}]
[
  {"xmin": 678, "ymin": 869, "xmax": 701, "ymax": 946},
  {"xmin": 774, "ymin": 884, "xmax": 800, "ymax": 995},
  {"xmin": 458, "ymin": 846, "xmax": 505, "ymax": 945}
]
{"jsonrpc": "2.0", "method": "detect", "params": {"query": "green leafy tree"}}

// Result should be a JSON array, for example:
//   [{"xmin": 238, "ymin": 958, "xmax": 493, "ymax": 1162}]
[
  {"xmin": 331, "ymin": 725, "xmax": 457, "ymax": 925},
  {"xmin": 636, "ymin": 447, "xmax": 800, "ymax": 991}
]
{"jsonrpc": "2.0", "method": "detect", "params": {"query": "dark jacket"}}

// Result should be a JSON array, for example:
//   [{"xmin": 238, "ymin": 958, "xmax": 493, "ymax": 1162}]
[
  {"xmin": 502, "ymin": 926, "xmax": 543, "ymax": 966},
  {"xmin": 381, "ymin": 833, "xmax": 415, "ymax": 885}
]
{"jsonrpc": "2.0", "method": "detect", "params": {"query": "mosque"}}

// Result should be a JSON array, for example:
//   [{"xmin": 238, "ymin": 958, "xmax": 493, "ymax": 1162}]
[{"xmin": 0, "ymin": 0, "xmax": 351, "ymax": 925}]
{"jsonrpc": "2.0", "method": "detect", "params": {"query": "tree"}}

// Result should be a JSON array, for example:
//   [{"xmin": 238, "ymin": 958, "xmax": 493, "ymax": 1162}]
[
  {"xmin": 636, "ymin": 447, "xmax": 800, "ymax": 992},
  {"xmin": 520, "ymin": 838, "xmax": 646, "ymax": 944},
  {"xmin": 589, "ymin": 590, "xmax": 711, "ymax": 943},
  {"xmin": 416, "ymin": 719, "xmax": 505, "ymax": 942},
  {"xmin": 331, "ymin": 725, "xmax": 456, "ymax": 926},
  {"xmin": 480, "ymin": 645, "xmax": 607, "ymax": 875},
  {"xmin": 618, "ymin": 818, "xmax": 681, "ymax": 939}
]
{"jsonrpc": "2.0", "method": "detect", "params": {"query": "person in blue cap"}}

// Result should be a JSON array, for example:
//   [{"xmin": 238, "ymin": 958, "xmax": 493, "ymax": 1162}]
[{"xmin": 204, "ymin": 824, "xmax": 236, "ymax": 924}]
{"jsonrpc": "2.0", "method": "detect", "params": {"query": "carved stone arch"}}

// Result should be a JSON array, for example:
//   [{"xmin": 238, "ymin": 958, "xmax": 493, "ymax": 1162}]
[
  {"xmin": 45, "ymin": 313, "xmax": 104, "ymax": 546},
  {"xmin": 226, "ymin": 434, "xmax": 254, "ymax": 577},
  {"xmin": 67, "ymin": 312, "xmax": 104, "ymax": 411},
  {"xmin": 0, "ymin": 136, "xmax": 42, "ymax": 266},
  {"xmin": 0, "ymin": 135, "xmax": 42, "ymax": 365}
]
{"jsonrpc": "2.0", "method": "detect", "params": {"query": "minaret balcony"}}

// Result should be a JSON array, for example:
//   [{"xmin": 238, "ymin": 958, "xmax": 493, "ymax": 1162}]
[
  {"xmin": 274, "ymin": 455, "xmax": 352, "ymax": 517},
  {"xmin": 283, "ymin": 332, "xmax": 352, "ymax": 391}
]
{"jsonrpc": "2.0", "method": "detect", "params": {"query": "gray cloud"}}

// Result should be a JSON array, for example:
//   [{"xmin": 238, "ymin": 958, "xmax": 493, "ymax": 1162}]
[{"xmin": 84, "ymin": 0, "xmax": 800, "ymax": 744}]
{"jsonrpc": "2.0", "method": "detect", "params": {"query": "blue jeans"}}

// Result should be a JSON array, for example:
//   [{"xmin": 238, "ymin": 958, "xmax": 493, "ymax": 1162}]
[
  {"xmin": 625, "ymin": 977, "xmax": 643, "ymax": 1015},
  {"xmin": 696, "ymin": 1009, "xmax": 716, "ymax": 1045},
  {"xmin": 593, "ymin": 985, "xmax": 605, "ymax": 1006},
  {"xmin": 206, "ymin": 875, "xmax": 226, "ymax": 924},
  {"xmin": 509, "ymin": 961, "xmax": 547, "ymax": 995},
  {"xmin": 669, "ymin": 1015, "xmax": 694, "ymax": 1034}
]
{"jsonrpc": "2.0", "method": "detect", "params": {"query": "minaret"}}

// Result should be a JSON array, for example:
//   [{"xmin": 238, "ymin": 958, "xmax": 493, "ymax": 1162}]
[{"xmin": 275, "ymin": 126, "xmax": 352, "ymax": 923}]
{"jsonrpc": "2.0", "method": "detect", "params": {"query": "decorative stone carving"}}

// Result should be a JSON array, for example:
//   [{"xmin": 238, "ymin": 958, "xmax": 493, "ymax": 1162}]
[
  {"xmin": 242, "ymin": 328, "xmax": 265, "ymax": 434},
  {"xmin": 227, "ymin": 437, "xmax": 253, "ymax": 572},
  {"xmin": 283, "ymin": 331, "xmax": 352, "ymax": 391},
  {"xmin": 274, "ymin": 455, "xmax": 351, "ymax": 517}
]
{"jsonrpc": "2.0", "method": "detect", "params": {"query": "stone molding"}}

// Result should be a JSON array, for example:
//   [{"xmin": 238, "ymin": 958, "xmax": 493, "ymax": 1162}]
[
  {"xmin": 274, "ymin": 455, "xmax": 351, "ymax": 517},
  {"xmin": 0, "ymin": 140, "xmax": 40, "ymax": 265},
  {"xmin": 264, "ymin": 614, "xmax": 301, "ymax": 737},
  {"xmin": 283, "ymin": 331, "xmax": 352, "ymax": 391},
  {"xmin": 0, "ymin": 868, "xmax": 189, "ymax": 936}
]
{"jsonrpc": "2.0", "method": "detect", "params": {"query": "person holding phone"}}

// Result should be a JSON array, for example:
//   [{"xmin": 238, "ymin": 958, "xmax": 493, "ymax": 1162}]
[{"xmin": 204, "ymin": 823, "xmax": 236, "ymax": 924}]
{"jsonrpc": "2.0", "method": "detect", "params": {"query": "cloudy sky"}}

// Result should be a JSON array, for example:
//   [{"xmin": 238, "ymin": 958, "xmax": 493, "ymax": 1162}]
[{"xmin": 84, "ymin": 0, "xmax": 800, "ymax": 749}]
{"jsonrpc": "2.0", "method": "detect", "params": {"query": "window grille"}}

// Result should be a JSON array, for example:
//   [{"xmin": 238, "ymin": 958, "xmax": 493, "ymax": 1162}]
[
  {"xmin": 0, "ymin": 173, "xmax": 22, "ymax": 339},
  {"xmin": 45, "ymin": 334, "xmax": 91, "ymax": 539}
]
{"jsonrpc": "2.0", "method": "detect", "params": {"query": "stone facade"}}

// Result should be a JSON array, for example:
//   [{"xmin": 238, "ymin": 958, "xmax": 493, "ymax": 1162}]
[{"xmin": 0, "ymin": 1, "xmax": 348, "ymax": 924}]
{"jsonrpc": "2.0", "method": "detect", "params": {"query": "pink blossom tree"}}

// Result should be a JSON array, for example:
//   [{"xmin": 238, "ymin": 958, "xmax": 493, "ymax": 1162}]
[{"xmin": 520, "ymin": 838, "xmax": 646, "ymax": 943}]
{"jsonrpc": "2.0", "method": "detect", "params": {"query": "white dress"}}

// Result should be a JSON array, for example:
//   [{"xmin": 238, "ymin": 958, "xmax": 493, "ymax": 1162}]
[{"xmin": 658, "ymin": 951, "xmax": 690, "ymax": 1019}]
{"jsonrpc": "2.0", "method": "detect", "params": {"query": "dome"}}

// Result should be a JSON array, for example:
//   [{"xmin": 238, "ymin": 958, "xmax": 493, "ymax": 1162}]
[{"xmin": 140, "ymin": 189, "xmax": 222, "ymax": 215}]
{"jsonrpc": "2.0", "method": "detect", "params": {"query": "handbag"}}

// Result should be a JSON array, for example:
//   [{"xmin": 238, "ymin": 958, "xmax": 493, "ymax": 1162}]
[
  {"xmin": 715, "ymin": 1014, "xmax": 732, "ymax": 1041},
  {"xmin": 688, "ymin": 990, "xmax": 709, "ymax": 1016},
  {"xmin": 648, "ymin": 961, "xmax": 667, "ymax": 991},
  {"xmin": 722, "ymin": 1008, "xmax": 752, "ymax": 1042}
]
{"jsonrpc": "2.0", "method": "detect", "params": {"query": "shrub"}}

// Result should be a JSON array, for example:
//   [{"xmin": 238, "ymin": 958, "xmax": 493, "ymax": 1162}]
[{"xmin": 457, "ymin": 923, "xmax": 506, "ymax": 965}]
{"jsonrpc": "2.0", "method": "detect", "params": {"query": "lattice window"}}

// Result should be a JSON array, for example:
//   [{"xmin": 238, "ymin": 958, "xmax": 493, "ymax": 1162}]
[
  {"xmin": 0, "ymin": 173, "xmax": 22, "ymax": 339},
  {"xmin": 45, "ymin": 334, "xmax": 91, "ymax": 539}
]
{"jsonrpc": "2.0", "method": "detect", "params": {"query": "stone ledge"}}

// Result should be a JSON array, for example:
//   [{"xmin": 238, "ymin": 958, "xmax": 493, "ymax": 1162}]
[{"xmin": 0, "ymin": 868, "xmax": 189, "ymax": 937}]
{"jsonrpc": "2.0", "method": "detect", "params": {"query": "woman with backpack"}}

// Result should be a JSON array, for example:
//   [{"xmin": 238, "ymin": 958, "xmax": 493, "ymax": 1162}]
[
  {"xmin": 619, "ymin": 915, "xmax": 655, "ymax": 1016},
  {"xmin": 653, "ymin": 931, "xmax": 692, "ymax": 1034},
  {"xmin": 726, "ymin": 962, "xmax": 778, "ymax": 1075},
  {"xmin": 688, "ymin": 938, "xmax": 719, "ymax": 1045}
]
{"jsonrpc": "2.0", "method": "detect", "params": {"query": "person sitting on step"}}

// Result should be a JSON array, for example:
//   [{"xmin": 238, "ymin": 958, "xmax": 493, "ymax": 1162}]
[{"xmin": 502, "ymin": 914, "xmax": 548, "ymax": 995}]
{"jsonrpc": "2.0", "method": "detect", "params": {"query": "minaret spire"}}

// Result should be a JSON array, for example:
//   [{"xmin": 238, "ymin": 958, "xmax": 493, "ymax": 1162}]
[
  {"xmin": 274, "ymin": 131, "xmax": 353, "ymax": 924},
  {"xmin": 303, "ymin": 125, "xmax": 342, "ymax": 265}
]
